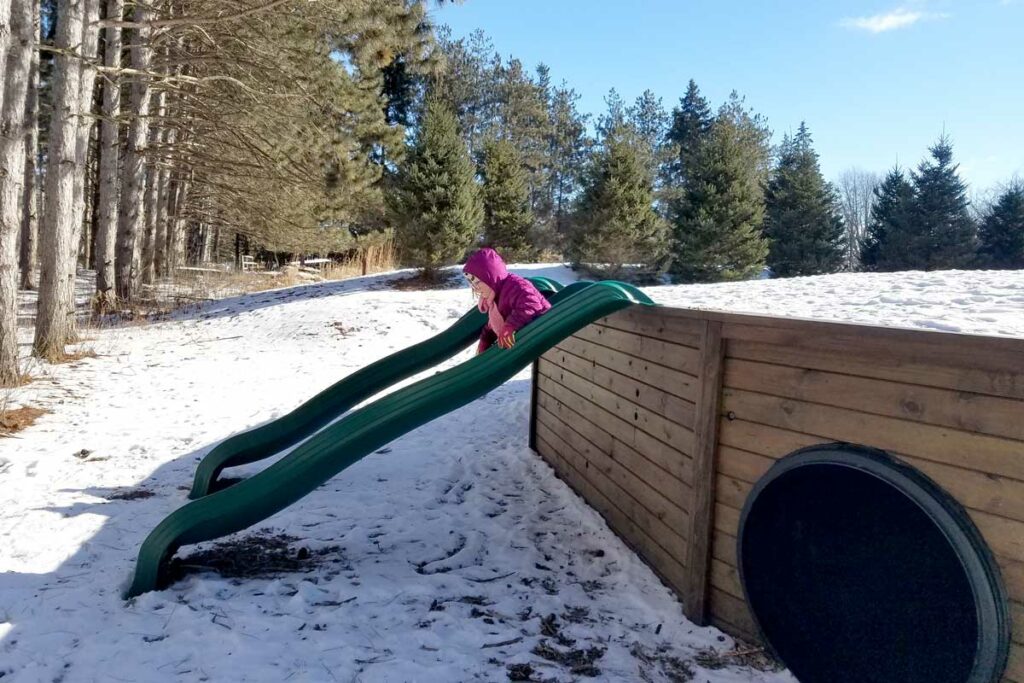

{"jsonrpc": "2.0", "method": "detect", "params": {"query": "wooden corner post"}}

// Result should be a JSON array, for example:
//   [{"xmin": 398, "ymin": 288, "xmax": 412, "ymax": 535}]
[{"xmin": 683, "ymin": 320, "xmax": 725, "ymax": 625}]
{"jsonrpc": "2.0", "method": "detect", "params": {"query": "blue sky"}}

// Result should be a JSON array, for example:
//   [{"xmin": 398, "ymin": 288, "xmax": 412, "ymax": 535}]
[{"xmin": 433, "ymin": 0, "xmax": 1023, "ymax": 191}]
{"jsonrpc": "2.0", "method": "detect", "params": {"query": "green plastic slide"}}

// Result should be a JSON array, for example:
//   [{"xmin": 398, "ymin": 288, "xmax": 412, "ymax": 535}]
[
  {"xmin": 188, "ymin": 276, "xmax": 564, "ymax": 499},
  {"xmin": 126, "ymin": 279, "xmax": 653, "ymax": 598}
]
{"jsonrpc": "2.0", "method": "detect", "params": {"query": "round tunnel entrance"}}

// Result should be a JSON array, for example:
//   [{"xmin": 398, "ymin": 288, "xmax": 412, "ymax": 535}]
[{"xmin": 737, "ymin": 443, "xmax": 1010, "ymax": 683}]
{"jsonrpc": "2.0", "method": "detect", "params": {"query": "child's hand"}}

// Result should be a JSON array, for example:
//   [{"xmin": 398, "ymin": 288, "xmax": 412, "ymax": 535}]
[{"xmin": 497, "ymin": 325, "xmax": 516, "ymax": 349}]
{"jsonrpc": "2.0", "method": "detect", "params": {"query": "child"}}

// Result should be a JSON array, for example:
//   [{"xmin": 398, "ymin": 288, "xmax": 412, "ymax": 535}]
[{"xmin": 463, "ymin": 248, "xmax": 552, "ymax": 354}]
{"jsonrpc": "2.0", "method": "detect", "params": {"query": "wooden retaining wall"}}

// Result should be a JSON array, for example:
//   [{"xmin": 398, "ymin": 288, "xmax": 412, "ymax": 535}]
[{"xmin": 530, "ymin": 305, "xmax": 1024, "ymax": 682}]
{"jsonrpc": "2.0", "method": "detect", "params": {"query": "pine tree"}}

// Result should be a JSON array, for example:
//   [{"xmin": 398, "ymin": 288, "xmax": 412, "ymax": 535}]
[
  {"xmin": 977, "ymin": 181, "xmax": 1024, "ymax": 268},
  {"xmin": 480, "ymin": 137, "xmax": 534, "ymax": 261},
  {"xmin": 861, "ymin": 167, "xmax": 918, "ymax": 271},
  {"xmin": 670, "ymin": 92, "xmax": 770, "ymax": 282},
  {"xmin": 763, "ymin": 123, "xmax": 846, "ymax": 277},
  {"xmin": 912, "ymin": 136, "xmax": 977, "ymax": 269},
  {"xmin": 570, "ymin": 124, "xmax": 669, "ymax": 280},
  {"xmin": 392, "ymin": 95, "xmax": 482, "ymax": 275},
  {"xmin": 626, "ymin": 89, "xmax": 669, "ymax": 177},
  {"xmin": 665, "ymin": 79, "xmax": 713, "ymax": 193},
  {"xmin": 542, "ymin": 83, "xmax": 591, "ymax": 246}
]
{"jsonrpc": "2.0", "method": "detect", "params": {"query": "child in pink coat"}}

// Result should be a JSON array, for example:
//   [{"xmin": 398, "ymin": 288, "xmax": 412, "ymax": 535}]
[{"xmin": 462, "ymin": 248, "xmax": 552, "ymax": 354}]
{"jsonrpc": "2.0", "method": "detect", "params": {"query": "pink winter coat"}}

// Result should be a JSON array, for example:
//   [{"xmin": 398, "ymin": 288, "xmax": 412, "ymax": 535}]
[{"xmin": 463, "ymin": 248, "xmax": 552, "ymax": 352}]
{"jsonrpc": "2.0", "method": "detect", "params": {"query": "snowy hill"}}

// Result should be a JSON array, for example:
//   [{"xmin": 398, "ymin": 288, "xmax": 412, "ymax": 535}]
[{"xmin": 2, "ymin": 266, "xmax": 1022, "ymax": 682}]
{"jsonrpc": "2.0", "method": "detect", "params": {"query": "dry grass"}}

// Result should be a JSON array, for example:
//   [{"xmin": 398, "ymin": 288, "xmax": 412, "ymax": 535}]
[
  {"xmin": 321, "ymin": 239, "xmax": 397, "ymax": 281},
  {"xmin": 0, "ymin": 406, "xmax": 48, "ymax": 436},
  {"xmin": 92, "ymin": 242, "xmax": 398, "ymax": 325},
  {"xmin": 388, "ymin": 270, "xmax": 461, "ymax": 291},
  {"xmin": 50, "ymin": 349, "xmax": 99, "ymax": 364}
]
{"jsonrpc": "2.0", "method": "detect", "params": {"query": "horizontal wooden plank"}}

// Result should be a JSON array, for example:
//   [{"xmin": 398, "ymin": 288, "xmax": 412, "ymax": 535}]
[
  {"xmin": 718, "ymin": 445, "xmax": 774, "ymax": 485},
  {"xmin": 598, "ymin": 307, "xmax": 704, "ymax": 347},
  {"xmin": 658, "ymin": 306, "xmax": 1024, "ymax": 355},
  {"xmin": 535, "ymin": 433, "xmax": 689, "ymax": 594},
  {"xmin": 537, "ymin": 372, "xmax": 695, "ymax": 470},
  {"xmin": 1003, "ymin": 557, "xmax": 1024, "ymax": 604},
  {"xmin": 536, "ymin": 377, "xmax": 694, "ymax": 485},
  {"xmin": 716, "ymin": 474, "xmax": 751, "ymax": 512},
  {"xmin": 550, "ymin": 334, "xmax": 699, "ymax": 402},
  {"xmin": 722, "ymin": 321, "xmax": 1024, "ymax": 383},
  {"xmin": 546, "ymin": 344, "xmax": 697, "ymax": 428},
  {"xmin": 536, "ymin": 396, "xmax": 693, "ymax": 512},
  {"xmin": 714, "ymin": 467, "xmax": 1024, "ymax": 564},
  {"xmin": 710, "ymin": 587, "xmax": 760, "ymax": 642},
  {"xmin": 725, "ymin": 357, "xmax": 1024, "ymax": 442},
  {"xmin": 573, "ymin": 324, "xmax": 702, "ymax": 375},
  {"xmin": 539, "ymin": 359, "xmax": 697, "ymax": 456},
  {"xmin": 719, "ymin": 417, "xmax": 821, "ymax": 461},
  {"xmin": 729, "ymin": 338, "xmax": 1024, "ymax": 401},
  {"xmin": 1013, "ymin": 601, "xmax": 1023, "ymax": 646},
  {"xmin": 1008, "ymin": 644, "xmax": 1024, "ymax": 683},
  {"xmin": 535, "ymin": 421, "xmax": 689, "ymax": 567},
  {"xmin": 720, "ymin": 392, "xmax": 1024, "ymax": 525},
  {"xmin": 714, "ymin": 502, "xmax": 741, "ymax": 538},
  {"xmin": 722, "ymin": 388, "xmax": 1024, "ymax": 484},
  {"xmin": 536, "ymin": 406, "xmax": 691, "ymax": 535},
  {"xmin": 712, "ymin": 530, "xmax": 738, "ymax": 568},
  {"xmin": 711, "ymin": 557, "xmax": 744, "ymax": 600}
]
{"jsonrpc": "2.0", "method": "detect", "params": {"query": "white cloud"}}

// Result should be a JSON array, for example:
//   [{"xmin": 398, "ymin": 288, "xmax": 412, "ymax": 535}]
[{"xmin": 840, "ymin": 8, "xmax": 949, "ymax": 33}]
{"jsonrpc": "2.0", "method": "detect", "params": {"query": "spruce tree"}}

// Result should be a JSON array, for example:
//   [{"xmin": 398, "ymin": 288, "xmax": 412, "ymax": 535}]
[
  {"xmin": 392, "ymin": 95, "xmax": 482, "ymax": 275},
  {"xmin": 861, "ymin": 167, "xmax": 918, "ymax": 271},
  {"xmin": 665, "ymin": 79, "xmax": 713, "ymax": 192},
  {"xmin": 670, "ymin": 92, "xmax": 770, "ymax": 282},
  {"xmin": 978, "ymin": 181, "xmax": 1024, "ymax": 268},
  {"xmin": 912, "ymin": 136, "xmax": 977, "ymax": 269},
  {"xmin": 570, "ymin": 123, "xmax": 669, "ymax": 280},
  {"xmin": 480, "ymin": 137, "xmax": 534, "ymax": 261},
  {"xmin": 544, "ymin": 83, "xmax": 591, "ymax": 245},
  {"xmin": 763, "ymin": 123, "xmax": 846, "ymax": 277}
]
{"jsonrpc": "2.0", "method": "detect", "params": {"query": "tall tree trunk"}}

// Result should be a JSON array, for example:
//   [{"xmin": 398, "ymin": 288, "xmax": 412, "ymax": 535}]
[
  {"xmin": 153, "ymin": 150, "xmax": 171, "ymax": 278},
  {"xmin": 0, "ymin": 0, "xmax": 35, "ymax": 384},
  {"xmin": 94, "ymin": 0, "xmax": 123, "ymax": 310},
  {"xmin": 142, "ymin": 84, "xmax": 166, "ymax": 284},
  {"xmin": 35, "ymin": 0, "xmax": 86, "ymax": 360},
  {"xmin": 72, "ymin": 0, "xmax": 101, "ymax": 275},
  {"xmin": 115, "ymin": 3, "xmax": 153, "ymax": 303},
  {"xmin": 141, "ymin": 166, "xmax": 157, "ymax": 283},
  {"xmin": 18, "ymin": 0, "xmax": 40, "ymax": 291},
  {"xmin": 0, "ymin": 0, "xmax": 11, "ymax": 116},
  {"xmin": 167, "ymin": 170, "xmax": 190, "ymax": 274}
]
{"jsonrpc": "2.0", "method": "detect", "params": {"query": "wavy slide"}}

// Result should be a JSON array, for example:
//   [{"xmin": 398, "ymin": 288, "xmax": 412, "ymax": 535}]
[
  {"xmin": 188, "ymin": 276, "xmax": 564, "ymax": 499},
  {"xmin": 127, "ymin": 279, "xmax": 654, "ymax": 598}
]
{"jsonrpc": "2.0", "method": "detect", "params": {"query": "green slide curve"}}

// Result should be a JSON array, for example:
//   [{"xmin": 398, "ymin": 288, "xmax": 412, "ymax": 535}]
[
  {"xmin": 127, "ymin": 279, "xmax": 653, "ymax": 598},
  {"xmin": 189, "ymin": 276, "xmax": 564, "ymax": 499}
]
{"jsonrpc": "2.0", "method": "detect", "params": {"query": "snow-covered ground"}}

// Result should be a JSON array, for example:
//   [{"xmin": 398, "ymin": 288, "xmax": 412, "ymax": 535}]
[{"xmin": 2, "ymin": 265, "xmax": 1023, "ymax": 682}]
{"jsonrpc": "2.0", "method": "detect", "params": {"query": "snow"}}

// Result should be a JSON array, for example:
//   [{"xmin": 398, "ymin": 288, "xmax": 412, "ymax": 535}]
[{"xmin": 2, "ymin": 264, "xmax": 1023, "ymax": 682}]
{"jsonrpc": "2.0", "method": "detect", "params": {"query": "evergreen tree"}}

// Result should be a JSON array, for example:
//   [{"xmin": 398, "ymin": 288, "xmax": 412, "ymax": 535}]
[
  {"xmin": 570, "ymin": 123, "xmax": 669, "ymax": 280},
  {"xmin": 670, "ymin": 92, "xmax": 771, "ymax": 282},
  {"xmin": 861, "ymin": 167, "xmax": 918, "ymax": 270},
  {"xmin": 494, "ymin": 58, "xmax": 551, "ymax": 221},
  {"xmin": 392, "ymin": 95, "xmax": 482, "ymax": 275},
  {"xmin": 912, "ymin": 135, "xmax": 977, "ymax": 269},
  {"xmin": 977, "ymin": 181, "xmax": 1024, "ymax": 268},
  {"xmin": 626, "ymin": 89, "xmax": 670, "ymax": 179},
  {"xmin": 433, "ymin": 28, "xmax": 500, "ymax": 155},
  {"xmin": 544, "ymin": 82, "xmax": 591, "ymax": 245},
  {"xmin": 763, "ymin": 123, "xmax": 846, "ymax": 277},
  {"xmin": 665, "ymin": 79, "xmax": 713, "ymax": 193},
  {"xmin": 480, "ymin": 137, "xmax": 534, "ymax": 260}
]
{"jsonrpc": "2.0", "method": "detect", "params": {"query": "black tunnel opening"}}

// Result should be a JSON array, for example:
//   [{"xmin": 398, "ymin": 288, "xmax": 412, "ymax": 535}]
[{"xmin": 737, "ymin": 444, "xmax": 1010, "ymax": 683}]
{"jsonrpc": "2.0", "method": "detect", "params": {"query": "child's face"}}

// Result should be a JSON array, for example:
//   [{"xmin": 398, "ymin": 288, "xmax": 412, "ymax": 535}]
[{"xmin": 465, "ymin": 272, "xmax": 493, "ymax": 298}]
